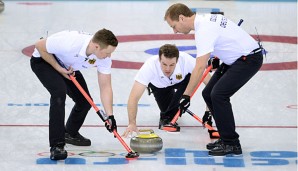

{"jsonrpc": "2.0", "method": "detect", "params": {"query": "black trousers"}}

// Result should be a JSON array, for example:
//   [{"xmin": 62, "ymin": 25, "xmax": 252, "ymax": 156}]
[
  {"xmin": 148, "ymin": 74, "xmax": 191, "ymax": 121},
  {"xmin": 30, "ymin": 57, "xmax": 91, "ymax": 147},
  {"xmin": 202, "ymin": 51, "xmax": 263, "ymax": 145}
]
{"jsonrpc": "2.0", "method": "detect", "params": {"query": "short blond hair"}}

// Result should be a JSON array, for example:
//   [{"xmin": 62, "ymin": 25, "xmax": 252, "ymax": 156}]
[
  {"xmin": 164, "ymin": 3, "xmax": 194, "ymax": 21},
  {"xmin": 92, "ymin": 28, "xmax": 118, "ymax": 49}
]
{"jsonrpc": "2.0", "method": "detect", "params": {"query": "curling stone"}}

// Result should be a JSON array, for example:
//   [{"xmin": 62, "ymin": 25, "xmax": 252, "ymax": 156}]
[
  {"xmin": 0, "ymin": 1, "xmax": 4, "ymax": 13},
  {"xmin": 130, "ymin": 129, "xmax": 163, "ymax": 153}
]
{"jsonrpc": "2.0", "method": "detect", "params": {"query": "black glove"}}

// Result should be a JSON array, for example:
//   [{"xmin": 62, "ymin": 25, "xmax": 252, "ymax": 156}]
[
  {"xmin": 105, "ymin": 115, "xmax": 117, "ymax": 133},
  {"xmin": 208, "ymin": 57, "xmax": 220, "ymax": 69},
  {"xmin": 179, "ymin": 95, "xmax": 190, "ymax": 116}
]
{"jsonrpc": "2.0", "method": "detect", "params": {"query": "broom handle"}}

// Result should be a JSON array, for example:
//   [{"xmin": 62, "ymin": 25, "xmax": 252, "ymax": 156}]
[{"xmin": 169, "ymin": 65, "xmax": 212, "ymax": 125}]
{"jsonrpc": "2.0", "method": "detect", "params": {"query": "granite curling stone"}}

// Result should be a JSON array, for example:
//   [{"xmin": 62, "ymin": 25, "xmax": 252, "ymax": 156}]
[{"xmin": 130, "ymin": 129, "xmax": 163, "ymax": 153}]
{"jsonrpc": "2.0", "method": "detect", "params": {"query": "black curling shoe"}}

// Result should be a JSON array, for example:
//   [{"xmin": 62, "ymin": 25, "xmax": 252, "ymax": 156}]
[
  {"xmin": 208, "ymin": 143, "xmax": 242, "ymax": 156},
  {"xmin": 206, "ymin": 138, "xmax": 223, "ymax": 150},
  {"xmin": 50, "ymin": 142, "xmax": 67, "ymax": 160},
  {"xmin": 65, "ymin": 132, "xmax": 91, "ymax": 146}
]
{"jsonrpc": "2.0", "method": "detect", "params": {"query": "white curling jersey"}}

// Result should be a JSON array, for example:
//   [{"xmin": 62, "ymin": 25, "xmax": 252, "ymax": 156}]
[
  {"xmin": 32, "ymin": 30, "xmax": 112, "ymax": 74},
  {"xmin": 194, "ymin": 14, "xmax": 259, "ymax": 65},
  {"xmin": 135, "ymin": 51, "xmax": 195, "ymax": 88}
]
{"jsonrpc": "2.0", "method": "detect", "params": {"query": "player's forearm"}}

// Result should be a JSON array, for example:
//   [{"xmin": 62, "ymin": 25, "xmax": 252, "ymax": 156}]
[
  {"xmin": 184, "ymin": 65, "xmax": 205, "ymax": 95},
  {"xmin": 127, "ymin": 98, "xmax": 138, "ymax": 125},
  {"xmin": 100, "ymin": 86, "xmax": 113, "ymax": 116},
  {"xmin": 185, "ymin": 54, "xmax": 210, "ymax": 95},
  {"xmin": 41, "ymin": 53, "xmax": 62, "ymax": 71}
]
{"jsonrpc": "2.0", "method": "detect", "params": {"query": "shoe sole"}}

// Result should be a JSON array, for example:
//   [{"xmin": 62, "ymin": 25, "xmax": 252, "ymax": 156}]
[
  {"xmin": 159, "ymin": 126, "xmax": 181, "ymax": 133},
  {"xmin": 208, "ymin": 150, "xmax": 242, "ymax": 156},
  {"xmin": 65, "ymin": 140, "xmax": 91, "ymax": 146},
  {"xmin": 50, "ymin": 154, "xmax": 67, "ymax": 160},
  {"xmin": 162, "ymin": 124, "xmax": 180, "ymax": 131},
  {"xmin": 206, "ymin": 144, "xmax": 220, "ymax": 150},
  {"xmin": 166, "ymin": 131, "xmax": 180, "ymax": 134}
]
